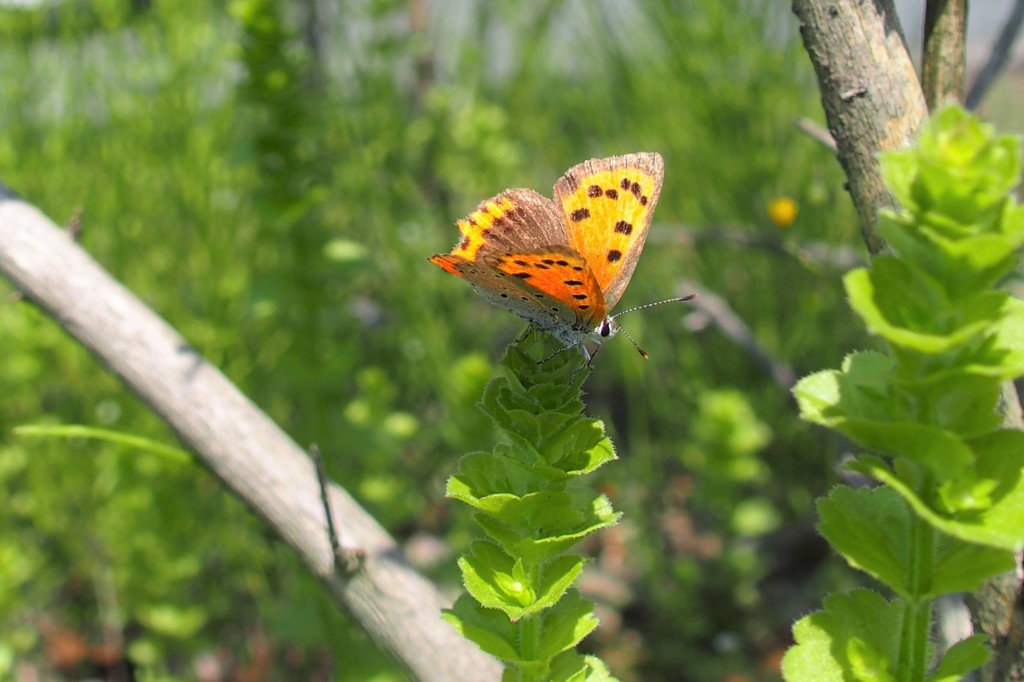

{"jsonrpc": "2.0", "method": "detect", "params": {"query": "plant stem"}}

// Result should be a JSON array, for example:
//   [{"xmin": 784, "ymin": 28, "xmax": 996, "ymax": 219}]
[
  {"xmin": 518, "ymin": 611, "xmax": 543, "ymax": 682},
  {"xmin": 898, "ymin": 508, "xmax": 935, "ymax": 681}
]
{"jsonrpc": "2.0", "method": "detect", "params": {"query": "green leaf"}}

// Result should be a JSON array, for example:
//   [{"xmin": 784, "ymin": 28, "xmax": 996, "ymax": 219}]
[
  {"xmin": 877, "ymin": 213, "xmax": 1017, "ymax": 298},
  {"xmin": 820, "ymin": 486, "xmax": 1015, "ymax": 596},
  {"xmin": 851, "ymin": 445, "xmax": 1024, "ymax": 550},
  {"xmin": 926, "ymin": 635, "xmax": 989, "ymax": 682},
  {"xmin": 548, "ymin": 652, "xmax": 618, "ymax": 682},
  {"xmin": 794, "ymin": 352, "xmax": 901, "ymax": 427},
  {"xmin": 449, "ymin": 450, "xmax": 546, "ymax": 499},
  {"xmin": 442, "ymin": 594, "xmax": 521, "ymax": 663},
  {"xmin": 459, "ymin": 541, "xmax": 585, "ymax": 619},
  {"xmin": 475, "ymin": 491, "xmax": 620, "ymax": 564},
  {"xmin": 970, "ymin": 296, "xmax": 1024, "ymax": 380},
  {"xmin": 846, "ymin": 263, "xmax": 1004, "ymax": 354},
  {"xmin": 884, "ymin": 105, "xmax": 1020, "ymax": 227},
  {"xmin": 538, "ymin": 419, "xmax": 617, "ymax": 477},
  {"xmin": 892, "ymin": 373, "xmax": 1003, "ymax": 439},
  {"xmin": 839, "ymin": 420, "xmax": 972, "ymax": 480},
  {"xmin": 817, "ymin": 487, "xmax": 908, "ymax": 595},
  {"xmin": 782, "ymin": 590, "xmax": 902, "ymax": 682},
  {"xmin": 536, "ymin": 590, "xmax": 599, "ymax": 660}
]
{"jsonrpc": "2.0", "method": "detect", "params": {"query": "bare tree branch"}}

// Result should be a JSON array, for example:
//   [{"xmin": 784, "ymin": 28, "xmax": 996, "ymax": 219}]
[
  {"xmin": 967, "ymin": 0, "xmax": 1024, "ymax": 110},
  {"xmin": 791, "ymin": 0, "xmax": 928, "ymax": 255},
  {"xmin": 796, "ymin": 116, "xmax": 838, "ymax": 152},
  {"xmin": 922, "ymin": 0, "xmax": 968, "ymax": 108},
  {"xmin": 0, "ymin": 188, "xmax": 501, "ymax": 682},
  {"xmin": 681, "ymin": 280, "xmax": 796, "ymax": 391}
]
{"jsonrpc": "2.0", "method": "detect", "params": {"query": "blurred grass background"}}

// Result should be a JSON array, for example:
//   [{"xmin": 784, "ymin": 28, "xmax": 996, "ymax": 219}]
[{"xmin": 0, "ymin": 1, "xmax": 1015, "ymax": 680}]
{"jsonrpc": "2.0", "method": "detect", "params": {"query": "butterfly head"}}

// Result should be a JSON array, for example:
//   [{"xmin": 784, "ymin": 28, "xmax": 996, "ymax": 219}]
[{"xmin": 597, "ymin": 317, "xmax": 619, "ymax": 340}]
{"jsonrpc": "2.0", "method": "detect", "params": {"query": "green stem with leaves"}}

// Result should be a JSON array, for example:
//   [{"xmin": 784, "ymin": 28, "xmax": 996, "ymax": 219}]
[
  {"xmin": 442, "ymin": 332, "xmax": 621, "ymax": 681},
  {"xmin": 784, "ymin": 106, "xmax": 1024, "ymax": 681}
]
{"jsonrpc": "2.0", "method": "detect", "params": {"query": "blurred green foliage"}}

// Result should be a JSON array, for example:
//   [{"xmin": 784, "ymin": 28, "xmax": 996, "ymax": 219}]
[{"xmin": 0, "ymin": 0, "xmax": 867, "ymax": 680}]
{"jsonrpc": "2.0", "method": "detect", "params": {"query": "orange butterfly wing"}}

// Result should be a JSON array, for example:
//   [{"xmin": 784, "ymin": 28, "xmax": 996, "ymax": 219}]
[{"xmin": 553, "ymin": 152, "xmax": 664, "ymax": 310}]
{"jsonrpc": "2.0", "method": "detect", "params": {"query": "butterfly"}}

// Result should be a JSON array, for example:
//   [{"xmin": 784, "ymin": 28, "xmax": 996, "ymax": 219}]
[{"xmin": 429, "ymin": 152, "xmax": 692, "ymax": 361}]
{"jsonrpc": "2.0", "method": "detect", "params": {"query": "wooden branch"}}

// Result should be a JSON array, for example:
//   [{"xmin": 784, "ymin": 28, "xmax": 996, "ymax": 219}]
[
  {"xmin": 965, "ymin": 558, "xmax": 1024, "ymax": 682},
  {"xmin": 0, "ymin": 188, "xmax": 501, "ymax": 682},
  {"xmin": 791, "ymin": 0, "xmax": 928, "ymax": 255},
  {"xmin": 922, "ymin": 0, "xmax": 968, "ymax": 108},
  {"xmin": 681, "ymin": 280, "xmax": 796, "ymax": 391},
  {"xmin": 966, "ymin": 0, "xmax": 1024, "ymax": 110}
]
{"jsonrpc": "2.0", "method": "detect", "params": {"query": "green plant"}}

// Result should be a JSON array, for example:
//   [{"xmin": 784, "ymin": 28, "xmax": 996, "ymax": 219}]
[
  {"xmin": 783, "ymin": 106, "xmax": 1024, "ymax": 681},
  {"xmin": 443, "ymin": 333, "xmax": 621, "ymax": 681}
]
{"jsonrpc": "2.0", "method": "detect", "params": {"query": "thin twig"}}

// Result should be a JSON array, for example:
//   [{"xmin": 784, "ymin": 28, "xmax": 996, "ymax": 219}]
[
  {"xmin": 312, "ymin": 443, "xmax": 364, "ymax": 575},
  {"xmin": 680, "ymin": 279, "xmax": 796, "ymax": 391},
  {"xmin": 796, "ymin": 117, "xmax": 837, "ymax": 151},
  {"xmin": 966, "ymin": 0, "xmax": 1024, "ymax": 110}
]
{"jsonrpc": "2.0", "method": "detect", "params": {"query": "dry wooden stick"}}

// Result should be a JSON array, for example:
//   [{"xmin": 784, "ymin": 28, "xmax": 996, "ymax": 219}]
[{"xmin": 0, "ymin": 186, "xmax": 500, "ymax": 682}]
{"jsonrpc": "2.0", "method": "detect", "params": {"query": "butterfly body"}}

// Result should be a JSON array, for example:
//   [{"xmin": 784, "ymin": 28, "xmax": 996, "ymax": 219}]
[{"xmin": 430, "ymin": 153, "xmax": 664, "ymax": 358}]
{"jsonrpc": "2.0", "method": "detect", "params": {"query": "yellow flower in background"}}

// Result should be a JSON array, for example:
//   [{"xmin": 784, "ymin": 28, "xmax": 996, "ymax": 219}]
[{"xmin": 768, "ymin": 196, "xmax": 798, "ymax": 228}]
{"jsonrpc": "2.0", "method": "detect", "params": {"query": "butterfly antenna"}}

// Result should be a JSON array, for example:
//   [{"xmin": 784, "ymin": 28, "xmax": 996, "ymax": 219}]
[
  {"xmin": 618, "ymin": 326, "xmax": 650, "ymax": 360},
  {"xmin": 611, "ymin": 294, "xmax": 697, "ymax": 360},
  {"xmin": 611, "ymin": 294, "xmax": 698, "ymax": 321}
]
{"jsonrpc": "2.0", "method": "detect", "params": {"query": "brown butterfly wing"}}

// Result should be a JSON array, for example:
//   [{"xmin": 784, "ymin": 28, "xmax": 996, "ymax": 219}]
[
  {"xmin": 553, "ymin": 152, "xmax": 664, "ymax": 310},
  {"xmin": 437, "ymin": 188, "xmax": 567, "ymax": 262}
]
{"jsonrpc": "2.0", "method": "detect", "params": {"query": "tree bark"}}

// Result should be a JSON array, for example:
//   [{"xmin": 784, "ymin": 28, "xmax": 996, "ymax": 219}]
[
  {"xmin": 0, "ymin": 187, "xmax": 501, "ymax": 682},
  {"xmin": 791, "ymin": 0, "xmax": 928, "ymax": 255},
  {"xmin": 922, "ymin": 0, "xmax": 968, "ymax": 108}
]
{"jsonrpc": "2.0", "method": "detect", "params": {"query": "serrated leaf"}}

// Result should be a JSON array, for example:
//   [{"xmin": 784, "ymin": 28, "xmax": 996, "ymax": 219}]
[
  {"xmin": 846, "ymin": 263, "xmax": 1003, "ymax": 354},
  {"xmin": 782, "ymin": 590, "xmax": 902, "ymax": 682},
  {"xmin": 794, "ymin": 352, "xmax": 899, "ymax": 427},
  {"xmin": 851, "ymin": 446, "xmax": 1024, "ymax": 551},
  {"xmin": 973, "ymin": 296, "xmax": 1024, "ymax": 379},
  {"xmin": 908, "ymin": 106, "xmax": 1020, "ymax": 223},
  {"xmin": 475, "ymin": 491, "xmax": 620, "ymax": 564},
  {"xmin": 892, "ymin": 373, "xmax": 1002, "ymax": 439},
  {"xmin": 878, "ymin": 213, "xmax": 1017, "ymax": 299},
  {"xmin": 449, "ymin": 450, "xmax": 545, "ymax": 499},
  {"xmin": 539, "ymin": 419, "xmax": 616, "ymax": 477},
  {"xmin": 548, "ymin": 652, "xmax": 618, "ymax": 682},
  {"xmin": 841, "ymin": 420, "xmax": 972, "ymax": 479},
  {"xmin": 443, "ymin": 594, "xmax": 521, "ymax": 663},
  {"xmin": 926, "ymin": 635, "xmax": 989, "ymax": 682},
  {"xmin": 793, "ymin": 369, "xmax": 843, "ymax": 426},
  {"xmin": 536, "ymin": 590, "xmax": 599, "ymax": 660},
  {"xmin": 547, "ymin": 652, "xmax": 591, "ymax": 682},
  {"xmin": 459, "ymin": 541, "xmax": 585, "ymax": 619},
  {"xmin": 817, "ymin": 487, "xmax": 908, "ymax": 595},
  {"xmin": 820, "ymin": 486, "xmax": 1015, "ymax": 596}
]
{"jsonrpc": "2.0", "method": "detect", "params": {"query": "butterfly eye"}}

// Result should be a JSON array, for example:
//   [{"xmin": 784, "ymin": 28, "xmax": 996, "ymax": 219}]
[{"xmin": 599, "ymin": 320, "xmax": 613, "ymax": 337}]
